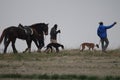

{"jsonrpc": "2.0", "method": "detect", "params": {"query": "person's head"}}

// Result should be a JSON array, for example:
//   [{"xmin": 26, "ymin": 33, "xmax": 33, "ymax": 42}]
[
  {"xmin": 99, "ymin": 22, "xmax": 103, "ymax": 25},
  {"xmin": 54, "ymin": 24, "xmax": 58, "ymax": 29},
  {"xmin": 18, "ymin": 23, "xmax": 23, "ymax": 27}
]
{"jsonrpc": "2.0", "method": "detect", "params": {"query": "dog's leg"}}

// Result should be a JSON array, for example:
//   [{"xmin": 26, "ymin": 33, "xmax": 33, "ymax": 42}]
[
  {"xmin": 56, "ymin": 47, "xmax": 59, "ymax": 53},
  {"xmin": 49, "ymin": 46, "xmax": 53, "ymax": 53},
  {"xmin": 89, "ymin": 47, "xmax": 91, "ymax": 51},
  {"xmin": 81, "ymin": 45, "xmax": 85, "ymax": 51},
  {"xmin": 44, "ymin": 47, "xmax": 49, "ymax": 53}
]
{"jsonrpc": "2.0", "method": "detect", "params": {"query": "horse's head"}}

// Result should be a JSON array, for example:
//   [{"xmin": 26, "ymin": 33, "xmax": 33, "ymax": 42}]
[{"xmin": 42, "ymin": 23, "xmax": 48, "ymax": 35}]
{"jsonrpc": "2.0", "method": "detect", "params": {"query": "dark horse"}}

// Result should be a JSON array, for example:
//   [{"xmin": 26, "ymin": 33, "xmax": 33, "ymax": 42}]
[{"xmin": 0, "ymin": 23, "xmax": 48, "ymax": 53}]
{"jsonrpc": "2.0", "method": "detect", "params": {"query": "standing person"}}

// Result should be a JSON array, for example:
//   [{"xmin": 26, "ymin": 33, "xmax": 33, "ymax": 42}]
[
  {"xmin": 97, "ymin": 22, "xmax": 117, "ymax": 52},
  {"xmin": 50, "ymin": 24, "xmax": 61, "ymax": 43}
]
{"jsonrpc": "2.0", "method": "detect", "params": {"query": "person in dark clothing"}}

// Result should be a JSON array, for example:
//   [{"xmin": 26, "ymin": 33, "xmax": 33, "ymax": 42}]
[
  {"xmin": 97, "ymin": 22, "xmax": 117, "ymax": 52},
  {"xmin": 50, "ymin": 24, "xmax": 61, "ymax": 43}
]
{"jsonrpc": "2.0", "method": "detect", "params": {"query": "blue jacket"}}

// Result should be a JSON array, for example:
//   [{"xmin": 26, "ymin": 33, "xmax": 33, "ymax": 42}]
[{"xmin": 97, "ymin": 23, "xmax": 116, "ymax": 39}]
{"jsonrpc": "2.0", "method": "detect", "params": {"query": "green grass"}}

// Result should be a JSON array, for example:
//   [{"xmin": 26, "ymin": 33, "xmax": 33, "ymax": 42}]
[
  {"xmin": 0, "ymin": 49, "xmax": 120, "ymax": 79},
  {"xmin": 0, "ymin": 74, "xmax": 120, "ymax": 80},
  {"xmin": 0, "ymin": 49, "xmax": 120, "ymax": 61},
  {"xmin": 0, "ymin": 50, "xmax": 75, "ymax": 61}
]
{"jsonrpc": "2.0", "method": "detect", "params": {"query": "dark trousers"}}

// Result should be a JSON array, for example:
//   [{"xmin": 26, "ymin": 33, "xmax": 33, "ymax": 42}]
[{"xmin": 100, "ymin": 38, "xmax": 109, "ymax": 52}]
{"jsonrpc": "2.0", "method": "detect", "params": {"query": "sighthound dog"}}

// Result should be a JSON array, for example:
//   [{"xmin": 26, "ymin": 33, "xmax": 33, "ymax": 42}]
[
  {"xmin": 45, "ymin": 43, "xmax": 64, "ymax": 53},
  {"xmin": 80, "ymin": 42, "xmax": 99, "ymax": 51}
]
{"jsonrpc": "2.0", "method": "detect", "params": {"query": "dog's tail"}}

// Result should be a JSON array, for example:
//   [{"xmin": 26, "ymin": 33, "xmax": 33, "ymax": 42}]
[
  {"xmin": 61, "ymin": 45, "xmax": 64, "ymax": 49},
  {"xmin": 80, "ymin": 44, "xmax": 82, "ymax": 51},
  {"xmin": 96, "ymin": 44, "xmax": 99, "ymax": 48},
  {"xmin": 96, "ymin": 40, "xmax": 100, "ymax": 48}
]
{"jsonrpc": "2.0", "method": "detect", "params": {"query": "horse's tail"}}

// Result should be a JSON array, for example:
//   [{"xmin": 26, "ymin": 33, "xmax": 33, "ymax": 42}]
[{"xmin": 0, "ymin": 29, "xmax": 7, "ymax": 44}]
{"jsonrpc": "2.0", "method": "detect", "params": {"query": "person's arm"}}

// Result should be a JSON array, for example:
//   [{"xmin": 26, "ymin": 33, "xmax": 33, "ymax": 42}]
[
  {"xmin": 97, "ymin": 28, "xmax": 100, "ymax": 36},
  {"xmin": 56, "ymin": 30, "xmax": 61, "ymax": 34},
  {"xmin": 106, "ymin": 22, "xmax": 116, "ymax": 29}
]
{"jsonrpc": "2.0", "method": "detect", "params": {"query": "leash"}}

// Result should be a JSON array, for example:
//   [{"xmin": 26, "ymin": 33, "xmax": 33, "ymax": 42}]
[
  {"xmin": 58, "ymin": 27, "xmax": 62, "ymax": 43},
  {"xmin": 58, "ymin": 33, "xmax": 61, "ymax": 43},
  {"xmin": 98, "ymin": 39, "xmax": 101, "ymax": 46}
]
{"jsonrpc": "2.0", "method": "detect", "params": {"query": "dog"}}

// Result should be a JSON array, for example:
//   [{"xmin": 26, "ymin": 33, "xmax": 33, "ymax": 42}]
[
  {"xmin": 45, "ymin": 43, "xmax": 64, "ymax": 53},
  {"xmin": 80, "ymin": 42, "xmax": 99, "ymax": 51}
]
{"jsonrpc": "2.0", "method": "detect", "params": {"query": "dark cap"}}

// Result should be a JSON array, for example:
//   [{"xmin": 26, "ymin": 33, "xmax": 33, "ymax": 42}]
[
  {"xmin": 54, "ymin": 24, "xmax": 58, "ymax": 29},
  {"xmin": 99, "ymin": 22, "xmax": 103, "ymax": 25}
]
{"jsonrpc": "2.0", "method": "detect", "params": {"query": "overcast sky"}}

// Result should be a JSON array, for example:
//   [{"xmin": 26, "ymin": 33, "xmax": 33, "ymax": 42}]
[{"xmin": 0, "ymin": 0, "xmax": 120, "ymax": 52}]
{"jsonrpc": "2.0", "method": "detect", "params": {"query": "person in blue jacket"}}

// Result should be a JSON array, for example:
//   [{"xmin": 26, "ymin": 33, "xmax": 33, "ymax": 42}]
[{"xmin": 97, "ymin": 22, "xmax": 117, "ymax": 52}]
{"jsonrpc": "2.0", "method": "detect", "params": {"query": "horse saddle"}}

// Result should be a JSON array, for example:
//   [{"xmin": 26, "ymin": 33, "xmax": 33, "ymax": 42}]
[{"xmin": 19, "ymin": 26, "xmax": 33, "ymax": 35}]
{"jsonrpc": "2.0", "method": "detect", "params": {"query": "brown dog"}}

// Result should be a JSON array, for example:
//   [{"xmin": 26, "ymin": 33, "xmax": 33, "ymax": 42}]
[{"xmin": 80, "ymin": 42, "xmax": 99, "ymax": 51}]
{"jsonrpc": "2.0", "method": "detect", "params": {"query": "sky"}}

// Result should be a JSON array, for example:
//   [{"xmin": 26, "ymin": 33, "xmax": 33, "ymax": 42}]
[{"xmin": 0, "ymin": 0, "xmax": 120, "ymax": 52}]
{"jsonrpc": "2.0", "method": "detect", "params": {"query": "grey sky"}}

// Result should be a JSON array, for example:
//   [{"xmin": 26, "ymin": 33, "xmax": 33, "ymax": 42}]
[{"xmin": 0, "ymin": 0, "xmax": 120, "ymax": 52}]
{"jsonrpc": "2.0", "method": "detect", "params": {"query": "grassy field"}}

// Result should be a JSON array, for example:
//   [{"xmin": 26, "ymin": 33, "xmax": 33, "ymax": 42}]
[{"xmin": 0, "ymin": 49, "xmax": 120, "ymax": 80}]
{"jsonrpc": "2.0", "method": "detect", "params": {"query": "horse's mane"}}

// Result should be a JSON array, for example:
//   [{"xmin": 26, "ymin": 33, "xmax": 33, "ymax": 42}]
[{"xmin": 30, "ymin": 23, "xmax": 46, "ymax": 27}]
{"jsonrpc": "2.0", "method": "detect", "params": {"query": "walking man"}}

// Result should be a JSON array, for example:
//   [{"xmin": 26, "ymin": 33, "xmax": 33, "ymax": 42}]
[
  {"xmin": 50, "ymin": 24, "xmax": 61, "ymax": 43},
  {"xmin": 97, "ymin": 22, "xmax": 117, "ymax": 52}
]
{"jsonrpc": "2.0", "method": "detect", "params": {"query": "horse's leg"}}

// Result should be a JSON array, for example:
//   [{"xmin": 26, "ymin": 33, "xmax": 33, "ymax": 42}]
[
  {"xmin": 24, "ymin": 39, "xmax": 32, "ymax": 53},
  {"xmin": 33, "ymin": 39, "xmax": 40, "ymax": 52},
  {"xmin": 37, "ymin": 40, "xmax": 43, "ymax": 52},
  {"xmin": 32, "ymin": 29, "xmax": 41, "ymax": 51},
  {"xmin": 4, "ymin": 40, "xmax": 10, "ymax": 53},
  {"xmin": 31, "ymin": 29, "xmax": 42, "ymax": 52},
  {"xmin": 23, "ymin": 40, "xmax": 29, "ymax": 53},
  {"xmin": 39, "ymin": 39, "xmax": 44, "ymax": 50},
  {"xmin": 28, "ymin": 40, "xmax": 32, "ymax": 53},
  {"xmin": 11, "ymin": 39, "xmax": 18, "ymax": 53},
  {"xmin": 33, "ymin": 39, "xmax": 39, "ymax": 48},
  {"xmin": 35, "ymin": 40, "xmax": 43, "ymax": 52}
]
